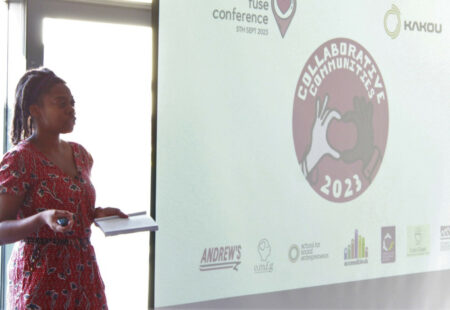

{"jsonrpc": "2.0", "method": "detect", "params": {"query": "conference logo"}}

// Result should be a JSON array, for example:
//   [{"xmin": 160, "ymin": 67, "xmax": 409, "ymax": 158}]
[
  {"xmin": 440, "ymin": 226, "xmax": 450, "ymax": 251},
  {"xmin": 344, "ymin": 229, "xmax": 368, "ymax": 266},
  {"xmin": 199, "ymin": 245, "xmax": 242, "ymax": 271},
  {"xmin": 211, "ymin": 0, "xmax": 296, "ymax": 38},
  {"xmin": 254, "ymin": 239, "xmax": 274, "ymax": 273},
  {"xmin": 384, "ymin": 4, "xmax": 443, "ymax": 39},
  {"xmin": 288, "ymin": 241, "xmax": 329, "ymax": 263},
  {"xmin": 407, "ymin": 225, "xmax": 430, "ymax": 256},
  {"xmin": 271, "ymin": 0, "xmax": 296, "ymax": 37},
  {"xmin": 292, "ymin": 38, "xmax": 389, "ymax": 202},
  {"xmin": 381, "ymin": 226, "xmax": 396, "ymax": 263}
]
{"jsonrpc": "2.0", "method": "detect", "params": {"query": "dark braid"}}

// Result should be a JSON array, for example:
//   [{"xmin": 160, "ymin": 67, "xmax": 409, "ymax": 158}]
[{"xmin": 11, "ymin": 68, "xmax": 65, "ymax": 145}]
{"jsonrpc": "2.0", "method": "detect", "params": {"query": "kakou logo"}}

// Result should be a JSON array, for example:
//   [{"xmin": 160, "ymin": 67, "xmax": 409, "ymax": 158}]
[
  {"xmin": 384, "ymin": 4, "xmax": 442, "ymax": 39},
  {"xmin": 199, "ymin": 245, "xmax": 242, "ymax": 271},
  {"xmin": 293, "ymin": 38, "xmax": 388, "ymax": 202}
]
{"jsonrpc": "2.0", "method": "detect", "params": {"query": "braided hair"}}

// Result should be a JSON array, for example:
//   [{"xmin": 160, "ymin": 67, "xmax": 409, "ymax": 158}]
[{"xmin": 11, "ymin": 68, "xmax": 65, "ymax": 145}]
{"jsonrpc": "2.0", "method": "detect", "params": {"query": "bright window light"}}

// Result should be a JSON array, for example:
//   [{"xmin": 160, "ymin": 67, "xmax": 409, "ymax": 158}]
[{"xmin": 43, "ymin": 17, "xmax": 152, "ymax": 310}]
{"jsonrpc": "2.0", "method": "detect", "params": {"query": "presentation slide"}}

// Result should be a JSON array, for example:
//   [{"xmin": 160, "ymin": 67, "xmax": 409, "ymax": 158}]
[{"xmin": 154, "ymin": 0, "xmax": 450, "ymax": 308}]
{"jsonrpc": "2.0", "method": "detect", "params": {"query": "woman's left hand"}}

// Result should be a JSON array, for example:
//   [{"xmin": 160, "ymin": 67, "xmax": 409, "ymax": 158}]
[{"xmin": 94, "ymin": 207, "xmax": 128, "ymax": 219}]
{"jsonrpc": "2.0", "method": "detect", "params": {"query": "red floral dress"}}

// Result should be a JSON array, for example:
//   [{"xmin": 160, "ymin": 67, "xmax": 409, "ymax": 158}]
[{"xmin": 1, "ymin": 140, "xmax": 107, "ymax": 310}]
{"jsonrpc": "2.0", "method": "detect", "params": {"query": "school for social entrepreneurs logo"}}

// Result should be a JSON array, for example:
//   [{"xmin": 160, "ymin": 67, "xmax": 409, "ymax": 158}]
[
  {"xmin": 344, "ymin": 229, "xmax": 368, "ymax": 266},
  {"xmin": 271, "ymin": 0, "xmax": 296, "ymax": 37},
  {"xmin": 254, "ymin": 239, "xmax": 274, "ymax": 273},
  {"xmin": 293, "ymin": 38, "xmax": 389, "ymax": 202},
  {"xmin": 288, "ymin": 241, "xmax": 329, "ymax": 263},
  {"xmin": 381, "ymin": 226, "xmax": 395, "ymax": 263},
  {"xmin": 407, "ymin": 225, "xmax": 430, "ymax": 256},
  {"xmin": 384, "ymin": 4, "xmax": 442, "ymax": 39},
  {"xmin": 199, "ymin": 245, "xmax": 242, "ymax": 271},
  {"xmin": 440, "ymin": 226, "xmax": 450, "ymax": 251}
]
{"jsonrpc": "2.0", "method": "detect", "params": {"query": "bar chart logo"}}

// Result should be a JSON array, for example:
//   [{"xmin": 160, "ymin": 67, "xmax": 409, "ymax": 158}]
[
  {"xmin": 381, "ymin": 226, "xmax": 396, "ymax": 263},
  {"xmin": 407, "ymin": 225, "xmax": 430, "ymax": 256},
  {"xmin": 344, "ymin": 229, "xmax": 368, "ymax": 266},
  {"xmin": 440, "ymin": 226, "xmax": 450, "ymax": 251}
]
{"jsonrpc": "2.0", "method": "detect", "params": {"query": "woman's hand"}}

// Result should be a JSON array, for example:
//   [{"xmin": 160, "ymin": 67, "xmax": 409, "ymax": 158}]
[
  {"xmin": 39, "ymin": 209, "xmax": 75, "ymax": 233},
  {"xmin": 94, "ymin": 207, "xmax": 128, "ymax": 219}
]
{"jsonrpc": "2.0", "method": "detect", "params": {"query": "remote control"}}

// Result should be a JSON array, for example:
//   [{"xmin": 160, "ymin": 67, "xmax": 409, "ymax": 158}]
[{"xmin": 57, "ymin": 217, "xmax": 69, "ymax": 226}]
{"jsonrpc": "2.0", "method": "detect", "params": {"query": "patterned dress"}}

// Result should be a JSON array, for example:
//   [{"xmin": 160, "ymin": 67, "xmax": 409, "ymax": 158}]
[{"xmin": 1, "ymin": 140, "xmax": 108, "ymax": 310}]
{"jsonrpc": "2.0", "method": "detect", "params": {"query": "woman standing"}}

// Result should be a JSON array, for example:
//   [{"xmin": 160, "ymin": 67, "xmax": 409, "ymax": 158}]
[{"xmin": 0, "ymin": 68, "xmax": 127, "ymax": 309}]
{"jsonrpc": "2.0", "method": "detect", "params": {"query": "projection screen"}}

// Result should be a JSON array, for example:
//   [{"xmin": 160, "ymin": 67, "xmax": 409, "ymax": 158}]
[{"xmin": 153, "ymin": 0, "xmax": 450, "ymax": 308}]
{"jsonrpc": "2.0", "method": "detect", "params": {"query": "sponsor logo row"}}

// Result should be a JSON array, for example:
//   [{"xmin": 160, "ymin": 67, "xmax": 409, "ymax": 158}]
[
  {"xmin": 199, "ymin": 226, "xmax": 450, "ymax": 272},
  {"xmin": 211, "ymin": 1, "xmax": 443, "ymax": 40}
]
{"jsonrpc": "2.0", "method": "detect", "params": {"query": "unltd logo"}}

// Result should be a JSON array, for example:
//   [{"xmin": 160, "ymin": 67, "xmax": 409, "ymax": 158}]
[
  {"xmin": 199, "ymin": 245, "xmax": 242, "ymax": 271},
  {"xmin": 254, "ymin": 239, "xmax": 274, "ymax": 273},
  {"xmin": 384, "ymin": 4, "xmax": 442, "ymax": 39}
]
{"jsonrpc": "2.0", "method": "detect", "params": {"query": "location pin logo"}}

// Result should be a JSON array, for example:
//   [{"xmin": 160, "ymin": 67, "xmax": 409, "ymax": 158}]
[{"xmin": 271, "ymin": 0, "xmax": 296, "ymax": 38}]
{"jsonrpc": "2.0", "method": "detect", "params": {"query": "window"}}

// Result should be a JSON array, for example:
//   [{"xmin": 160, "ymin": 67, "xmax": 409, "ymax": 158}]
[
  {"xmin": 0, "ymin": 0, "xmax": 7, "ymax": 149},
  {"xmin": 2, "ymin": 1, "xmax": 153, "ymax": 309},
  {"xmin": 42, "ymin": 17, "xmax": 152, "ymax": 309}
]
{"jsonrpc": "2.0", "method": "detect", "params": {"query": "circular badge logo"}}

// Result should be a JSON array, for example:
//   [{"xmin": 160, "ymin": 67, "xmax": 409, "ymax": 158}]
[
  {"xmin": 293, "ymin": 38, "xmax": 388, "ymax": 203},
  {"xmin": 288, "ymin": 244, "xmax": 299, "ymax": 263}
]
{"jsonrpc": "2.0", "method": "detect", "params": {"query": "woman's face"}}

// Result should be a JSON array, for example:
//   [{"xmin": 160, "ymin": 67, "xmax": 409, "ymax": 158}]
[{"xmin": 33, "ymin": 83, "xmax": 76, "ymax": 134}]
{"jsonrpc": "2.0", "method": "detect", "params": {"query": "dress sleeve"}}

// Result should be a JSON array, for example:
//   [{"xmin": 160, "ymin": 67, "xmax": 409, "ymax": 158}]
[
  {"xmin": 73, "ymin": 143, "xmax": 94, "ymax": 175},
  {"xmin": 0, "ymin": 150, "xmax": 31, "ymax": 196},
  {"xmin": 85, "ymin": 149, "xmax": 94, "ymax": 172}
]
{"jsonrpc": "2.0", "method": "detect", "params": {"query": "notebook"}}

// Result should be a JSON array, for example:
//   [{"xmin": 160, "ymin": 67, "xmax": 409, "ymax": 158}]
[{"xmin": 94, "ymin": 211, "xmax": 158, "ymax": 237}]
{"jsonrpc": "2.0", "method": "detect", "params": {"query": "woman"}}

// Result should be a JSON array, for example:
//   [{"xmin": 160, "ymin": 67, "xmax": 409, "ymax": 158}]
[{"xmin": 0, "ymin": 68, "xmax": 127, "ymax": 309}]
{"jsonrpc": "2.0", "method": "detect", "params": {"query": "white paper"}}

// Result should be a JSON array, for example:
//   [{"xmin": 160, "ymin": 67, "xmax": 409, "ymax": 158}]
[{"xmin": 94, "ymin": 211, "xmax": 158, "ymax": 237}]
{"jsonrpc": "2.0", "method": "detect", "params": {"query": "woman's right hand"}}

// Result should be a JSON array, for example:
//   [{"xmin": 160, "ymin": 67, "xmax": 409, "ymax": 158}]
[{"xmin": 39, "ymin": 210, "xmax": 75, "ymax": 233}]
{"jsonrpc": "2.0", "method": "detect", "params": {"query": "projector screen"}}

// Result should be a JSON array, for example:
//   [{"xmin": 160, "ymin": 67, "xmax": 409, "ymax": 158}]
[{"xmin": 153, "ymin": 0, "xmax": 450, "ymax": 308}]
